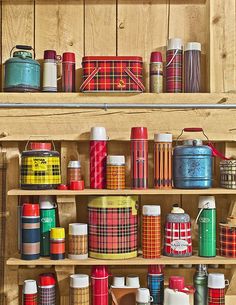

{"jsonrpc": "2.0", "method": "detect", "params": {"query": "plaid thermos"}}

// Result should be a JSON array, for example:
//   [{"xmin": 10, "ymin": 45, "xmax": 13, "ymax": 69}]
[
  {"xmin": 208, "ymin": 273, "xmax": 229, "ymax": 305},
  {"xmin": 131, "ymin": 127, "xmax": 148, "ymax": 189},
  {"xmin": 142, "ymin": 205, "xmax": 161, "ymax": 258},
  {"xmin": 23, "ymin": 280, "xmax": 38, "ymax": 305},
  {"xmin": 50, "ymin": 227, "xmax": 65, "ymax": 260},
  {"xmin": 70, "ymin": 274, "xmax": 89, "ymax": 305},
  {"xmin": 220, "ymin": 160, "xmax": 236, "ymax": 188},
  {"xmin": 220, "ymin": 223, "xmax": 236, "ymax": 257},
  {"xmin": 164, "ymin": 205, "xmax": 192, "ymax": 257},
  {"xmin": 91, "ymin": 266, "xmax": 109, "ymax": 305},
  {"xmin": 106, "ymin": 155, "xmax": 126, "ymax": 190},
  {"xmin": 90, "ymin": 127, "xmax": 107, "ymax": 189},
  {"xmin": 62, "ymin": 52, "xmax": 76, "ymax": 92},
  {"xmin": 38, "ymin": 273, "xmax": 56, "ymax": 305},
  {"xmin": 166, "ymin": 38, "xmax": 183, "ymax": 93},
  {"xmin": 68, "ymin": 223, "xmax": 88, "ymax": 259},
  {"xmin": 148, "ymin": 265, "xmax": 164, "ymax": 305},
  {"xmin": 21, "ymin": 203, "xmax": 40, "ymax": 260}
]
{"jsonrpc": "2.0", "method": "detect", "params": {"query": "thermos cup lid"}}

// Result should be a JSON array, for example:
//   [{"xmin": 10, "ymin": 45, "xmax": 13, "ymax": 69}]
[
  {"xmin": 185, "ymin": 42, "xmax": 201, "ymax": 52},
  {"xmin": 167, "ymin": 38, "xmax": 183, "ymax": 51},
  {"xmin": 39, "ymin": 195, "xmax": 55, "ymax": 209},
  {"xmin": 142, "ymin": 205, "xmax": 161, "ymax": 216},
  {"xmin": 57, "ymin": 184, "xmax": 68, "ymax": 190},
  {"xmin": 90, "ymin": 127, "xmax": 107, "ymax": 141},
  {"xmin": 150, "ymin": 51, "xmax": 162, "ymax": 63},
  {"xmin": 44, "ymin": 50, "xmax": 57, "ymax": 60},
  {"xmin": 148, "ymin": 265, "xmax": 163, "ymax": 275},
  {"xmin": 198, "ymin": 196, "xmax": 216, "ymax": 209},
  {"xmin": 70, "ymin": 180, "xmax": 84, "ymax": 190},
  {"xmin": 107, "ymin": 155, "xmax": 125, "ymax": 165},
  {"xmin": 38, "ymin": 273, "xmax": 56, "ymax": 287},
  {"xmin": 136, "ymin": 288, "xmax": 151, "ymax": 303},
  {"xmin": 208, "ymin": 273, "xmax": 226, "ymax": 289},
  {"xmin": 22, "ymin": 203, "xmax": 40, "ymax": 217},
  {"xmin": 169, "ymin": 276, "xmax": 185, "ymax": 290},
  {"xmin": 112, "ymin": 276, "xmax": 125, "ymax": 287},
  {"xmin": 171, "ymin": 205, "xmax": 185, "ymax": 214},
  {"xmin": 130, "ymin": 127, "xmax": 148, "ymax": 140},
  {"xmin": 29, "ymin": 142, "xmax": 52, "ymax": 151},
  {"xmin": 154, "ymin": 133, "xmax": 172, "ymax": 143},
  {"xmin": 62, "ymin": 52, "xmax": 75, "ymax": 62},
  {"xmin": 68, "ymin": 160, "xmax": 81, "ymax": 168},
  {"xmin": 70, "ymin": 274, "xmax": 89, "ymax": 288},
  {"xmin": 69, "ymin": 223, "xmax": 87, "ymax": 235},
  {"xmin": 50, "ymin": 227, "xmax": 65, "ymax": 239},
  {"xmin": 91, "ymin": 266, "xmax": 109, "ymax": 278},
  {"xmin": 23, "ymin": 280, "xmax": 37, "ymax": 294},
  {"xmin": 126, "ymin": 275, "xmax": 140, "ymax": 288}
]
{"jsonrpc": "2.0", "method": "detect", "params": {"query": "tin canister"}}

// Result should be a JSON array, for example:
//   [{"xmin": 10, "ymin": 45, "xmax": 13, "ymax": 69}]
[
  {"xmin": 88, "ymin": 196, "xmax": 138, "ymax": 259},
  {"xmin": 4, "ymin": 45, "xmax": 40, "ymax": 92},
  {"xmin": 50, "ymin": 227, "xmax": 65, "ymax": 260},
  {"xmin": 38, "ymin": 273, "xmax": 56, "ymax": 305}
]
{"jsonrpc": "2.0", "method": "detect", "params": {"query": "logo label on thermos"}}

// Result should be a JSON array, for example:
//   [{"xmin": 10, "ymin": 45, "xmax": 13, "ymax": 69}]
[
  {"xmin": 199, "ymin": 217, "xmax": 210, "ymax": 223},
  {"xmin": 170, "ymin": 240, "xmax": 188, "ymax": 251}
]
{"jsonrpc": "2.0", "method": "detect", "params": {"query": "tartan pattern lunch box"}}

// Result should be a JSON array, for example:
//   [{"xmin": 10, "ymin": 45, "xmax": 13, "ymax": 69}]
[{"xmin": 80, "ymin": 56, "xmax": 145, "ymax": 92}]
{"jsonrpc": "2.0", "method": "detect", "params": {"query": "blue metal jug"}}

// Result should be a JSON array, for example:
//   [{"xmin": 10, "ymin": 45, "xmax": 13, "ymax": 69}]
[
  {"xmin": 4, "ymin": 45, "xmax": 40, "ymax": 92},
  {"xmin": 173, "ymin": 128, "xmax": 212, "ymax": 189}
]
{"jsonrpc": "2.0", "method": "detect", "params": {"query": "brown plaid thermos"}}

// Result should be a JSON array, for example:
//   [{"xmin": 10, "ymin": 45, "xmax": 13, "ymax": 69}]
[
  {"xmin": 68, "ymin": 223, "xmax": 88, "ymax": 259},
  {"xmin": 106, "ymin": 155, "xmax": 126, "ymax": 190},
  {"xmin": 70, "ymin": 274, "xmax": 89, "ymax": 305}
]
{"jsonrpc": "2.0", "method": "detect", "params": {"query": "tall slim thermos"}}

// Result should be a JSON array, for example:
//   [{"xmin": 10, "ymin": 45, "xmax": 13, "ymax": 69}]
[
  {"xmin": 148, "ymin": 265, "xmax": 164, "ymax": 305},
  {"xmin": 194, "ymin": 265, "xmax": 208, "ymax": 305},
  {"xmin": 91, "ymin": 266, "xmax": 109, "ymax": 305}
]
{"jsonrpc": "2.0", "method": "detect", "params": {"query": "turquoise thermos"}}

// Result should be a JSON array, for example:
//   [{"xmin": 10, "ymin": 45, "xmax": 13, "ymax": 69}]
[{"xmin": 4, "ymin": 45, "xmax": 40, "ymax": 92}]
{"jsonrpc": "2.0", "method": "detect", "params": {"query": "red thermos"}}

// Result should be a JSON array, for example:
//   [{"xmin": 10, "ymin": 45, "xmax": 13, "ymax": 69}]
[
  {"xmin": 91, "ymin": 266, "xmax": 109, "ymax": 305},
  {"xmin": 62, "ymin": 52, "xmax": 75, "ymax": 92},
  {"xmin": 131, "ymin": 127, "xmax": 148, "ymax": 189},
  {"xmin": 90, "ymin": 127, "xmax": 107, "ymax": 189}
]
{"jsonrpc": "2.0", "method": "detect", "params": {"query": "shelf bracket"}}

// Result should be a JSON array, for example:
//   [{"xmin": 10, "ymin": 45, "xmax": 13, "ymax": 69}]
[{"xmin": 55, "ymin": 265, "xmax": 75, "ymax": 305}]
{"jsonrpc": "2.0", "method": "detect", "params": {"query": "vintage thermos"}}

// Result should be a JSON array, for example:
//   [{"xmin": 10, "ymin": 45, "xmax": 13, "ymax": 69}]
[
  {"xmin": 197, "ymin": 196, "xmax": 216, "ymax": 257},
  {"xmin": 208, "ymin": 273, "xmax": 229, "ymax": 305},
  {"xmin": 21, "ymin": 203, "xmax": 40, "ymax": 260},
  {"xmin": 91, "ymin": 266, "xmax": 109, "ymax": 305},
  {"xmin": 150, "ymin": 52, "xmax": 163, "ymax": 93},
  {"xmin": 39, "ymin": 196, "xmax": 56, "ymax": 257},
  {"xmin": 70, "ymin": 274, "xmax": 89, "ymax": 305},
  {"xmin": 42, "ymin": 50, "xmax": 59, "ymax": 92},
  {"xmin": 38, "ymin": 273, "xmax": 56, "ymax": 305},
  {"xmin": 148, "ymin": 265, "xmax": 164, "ymax": 305},
  {"xmin": 193, "ymin": 265, "xmax": 208, "ymax": 305},
  {"xmin": 50, "ymin": 227, "xmax": 65, "ymax": 260},
  {"xmin": 90, "ymin": 127, "xmax": 107, "ymax": 189},
  {"xmin": 23, "ymin": 280, "xmax": 38, "ymax": 305},
  {"xmin": 62, "ymin": 52, "xmax": 76, "ymax": 92},
  {"xmin": 131, "ymin": 127, "xmax": 148, "ymax": 189}
]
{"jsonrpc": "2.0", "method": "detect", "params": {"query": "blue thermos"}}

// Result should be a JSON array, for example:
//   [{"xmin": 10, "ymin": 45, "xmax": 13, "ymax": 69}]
[
  {"xmin": 173, "ymin": 128, "xmax": 212, "ymax": 189},
  {"xmin": 148, "ymin": 265, "xmax": 164, "ymax": 305}
]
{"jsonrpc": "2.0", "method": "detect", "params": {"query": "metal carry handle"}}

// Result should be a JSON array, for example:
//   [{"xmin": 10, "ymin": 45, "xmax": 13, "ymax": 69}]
[
  {"xmin": 176, "ymin": 127, "xmax": 209, "ymax": 143},
  {"xmin": 25, "ymin": 135, "xmax": 56, "ymax": 151},
  {"xmin": 10, "ymin": 45, "xmax": 36, "ymax": 59}
]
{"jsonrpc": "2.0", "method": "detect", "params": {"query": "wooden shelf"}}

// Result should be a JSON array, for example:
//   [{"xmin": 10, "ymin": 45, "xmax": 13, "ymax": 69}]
[
  {"xmin": 7, "ymin": 255, "xmax": 236, "ymax": 266},
  {"xmin": 8, "ymin": 188, "xmax": 236, "ymax": 196}
]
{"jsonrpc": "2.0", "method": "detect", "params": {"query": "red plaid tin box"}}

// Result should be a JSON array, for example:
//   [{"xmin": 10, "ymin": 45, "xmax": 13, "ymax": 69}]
[
  {"xmin": 220, "ymin": 223, "xmax": 236, "ymax": 257},
  {"xmin": 80, "ymin": 56, "xmax": 145, "ymax": 92}
]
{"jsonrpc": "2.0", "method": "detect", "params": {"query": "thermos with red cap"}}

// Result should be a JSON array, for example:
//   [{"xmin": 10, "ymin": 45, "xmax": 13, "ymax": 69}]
[
  {"xmin": 23, "ymin": 279, "xmax": 38, "ymax": 305},
  {"xmin": 91, "ymin": 266, "xmax": 109, "ymax": 305},
  {"xmin": 208, "ymin": 273, "xmax": 229, "ymax": 305},
  {"xmin": 90, "ymin": 127, "xmax": 108, "ymax": 189},
  {"xmin": 62, "ymin": 52, "xmax": 76, "ymax": 92},
  {"xmin": 42, "ymin": 50, "xmax": 60, "ymax": 92},
  {"xmin": 131, "ymin": 127, "xmax": 148, "ymax": 189},
  {"xmin": 21, "ymin": 203, "xmax": 40, "ymax": 260},
  {"xmin": 38, "ymin": 273, "xmax": 56, "ymax": 305},
  {"xmin": 148, "ymin": 265, "xmax": 164, "ymax": 305},
  {"xmin": 150, "ymin": 52, "xmax": 163, "ymax": 93}
]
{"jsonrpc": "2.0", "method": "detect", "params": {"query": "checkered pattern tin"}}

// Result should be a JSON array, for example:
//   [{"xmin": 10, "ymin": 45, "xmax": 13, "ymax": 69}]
[
  {"xmin": 142, "ymin": 214, "xmax": 161, "ymax": 258},
  {"xmin": 220, "ymin": 224, "xmax": 236, "ymax": 257},
  {"xmin": 208, "ymin": 288, "xmax": 225, "ymax": 305},
  {"xmin": 88, "ymin": 196, "xmax": 138, "ymax": 259},
  {"xmin": 80, "ymin": 56, "xmax": 145, "ymax": 92},
  {"xmin": 220, "ymin": 160, "xmax": 236, "ymax": 189}
]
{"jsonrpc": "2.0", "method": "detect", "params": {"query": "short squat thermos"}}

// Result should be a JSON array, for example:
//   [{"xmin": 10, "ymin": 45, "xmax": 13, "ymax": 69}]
[
  {"xmin": 50, "ymin": 227, "xmax": 65, "ymax": 260},
  {"xmin": 197, "ymin": 196, "xmax": 216, "ymax": 257},
  {"xmin": 43, "ymin": 50, "xmax": 60, "ymax": 92},
  {"xmin": 23, "ymin": 279, "xmax": 38, "ymax": 305},
  {"xmin": 148, "ymin": 265, "xmax": 164, "ymax": 305},
  {"xmin": 136, "ymin": 288, "xmax": 153, "ymax": 305},
  {"xmin": 21, "ymin": 203, "xmax": 40, "ymax": 260},
  {"xmin": 194, "ymin": 265, "xmax": 208, "ymax": 305},
  {"xmin": 38, "ymin": 273, "xmax": 56, "ymax": 305},
  {"xmin": 150, "ymin": 52, "xmax": 163, "ymax": 93},
  {"xmin": 62, "ymin": 52, "xmax": 76, "ymax": 92},
  {"xmin": 91, "ymin": 266, "xmax": 109, "ymax": 305},
  {"xmin": 131, "ymin": 127, "xmax": 148, "ymax": 189},
  {"xmin": 208, "ymin": 273, "xmax": 229, "ymax": 305}
]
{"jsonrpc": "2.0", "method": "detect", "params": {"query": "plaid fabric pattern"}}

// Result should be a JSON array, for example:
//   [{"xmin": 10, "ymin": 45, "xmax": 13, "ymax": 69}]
[
  {"xmin": 23, "ymin": 293, "xmax": 37, "ymax": 305},
  {"xmin": 166, "ymin": 49, "xmax": 183, "ymax": 93},
  {"xmin": 208, "ymin": 288, "xmax": 225, "ymax": 305},
  {"xmin": 81, "ymin": 57, "xmax": 144, "ymax": 92},
  {"xmin": 220, "ymin": 160, "xmax": 236, "ymax": 189},
  {"xmin": 88, "ymin": 206, "xmax": 138, "ymax": 255},
  {"xmin": 220, "ymin": 224, "xmax": 236, "ymax": 257},
  {"xmin": 148, "ymin": 274, "xmax": 164, "ymax": 305},
  {"xmin": 70, "ymin": 287, "xmax": 89, "ymax": 305},
  {"xmin": 106, "ymin": 165, "xmax": 125, "ymax": 190},
  {"xmin": 38, "ymin": 286, "xmax": 56, "ymax": 305},
  {"xmin": 142, "ymin": 215, "xmax": 161, "ymax": 258},
  {"xmin": 69, "ymin": 234, "xmax": 88, "ymax": 255},
  {"xmin": 164, "ymin": 221, "xmax": 192, "ymax": 256}
]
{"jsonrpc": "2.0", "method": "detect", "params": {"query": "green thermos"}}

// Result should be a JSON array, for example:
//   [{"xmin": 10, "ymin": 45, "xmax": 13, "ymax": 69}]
[
  {"xmin": 194, "ymin": 264, "xmax": 208, "ymax": 305},
  {"xmin": 197, "ymin": 196, "xmax": 216, "ymax": 257},
  {"xmin": 39, "ymin": 195, "xmax": 56, "ymax": 256}
]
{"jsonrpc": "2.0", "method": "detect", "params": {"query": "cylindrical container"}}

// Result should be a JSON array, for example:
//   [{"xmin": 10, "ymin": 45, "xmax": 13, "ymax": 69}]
[
  {"xmin": 67, "ymin": 161, "xmax": 82, "ymax": 185},
  {"xmin": 42, "ymin": 50, "xmax": 59, "ymax": 92},
  {"xmin": 184, "ymin": 42, "xmax": 201, "ymax": 93},
  {"xmin": 164, "ymin": 205, "xmax": 192, "ymax": 257},
  {"xmin": 39, "ymin": 195, "xmax": 56, "ymax": 257},
  {"xmin": 131, "ymin": 127, "xmax": 148, "ymax": 189},
  {"xmin": 91, "ymin": 266, "xmax": 109, "ymax": 305},
  {"xmin": 126, "ymin": 275, "xmax": 140, "ymax": 288},
  {"xmin": 90, "ymin": 127, "xmax": 107, "ymax": 189},
  {"xmin": 220, "ymin": 223, "xmax": 236, "ymax": 257},
  {"xmin": 208, "ymin": 273, "xmax": 229, "ymax": 305},
  {"xmin": 220, "ymin": 160, "xmax": 236, "ymax": 189},
  {"xmin": 21, "ymin": 203, "xmax": 40, "ymax": 260},
  {"xmin": 193, "ymin": 265, "xmax": 208, "ymax": 305},
  {"xmin": 164, "ymin": 276, "xmax": 193, "ymax": 305},
  {"xmin": 150, "ymin": 52, "xmax": 163, "ymax": 93},
  {"xmin": 21, "ymin": 142, "xmax": 61, "ymax": 190},
  {"xmin": 136, "ymin": 288, "xmax": 153, "ymax": 305},
  {"xmin": 113, "ymin": 276, "xmax": 125, "ymax": 287},
  {"xmin": 88, "ymin": 196, "xmax": 138, "ymax": 259},
  {"xmin": 70, "ymin": 274, "xmax": 89, "ymax": 305},
  {"xmin": 68, "ymin": 223, "xmax": 88, "ymax": 259},
  {"xmin": 154, "ymin": 133, "xmax": 172, "ymax": 189},
  {"xmin": 142, "ymin": 205, "xmax": 161, "ymax": 258},
  {"xmin": 198, "ymin": 196, "xmax": 216, "ymax": 257},
  {"xmin": 50, "ymin": 227, "xmax": 65, "ymax": 260},
  {"xmin": 62, "ymin": 52, "xmax": 76, "ymax": 92},
  {"xmin": 106, "ymin": 155, "xmax": 126, "ymax": 190},
  {"xmin": 23, "ymin": 279, "xmax": 38, "ymax": 305},
  {"xmin": 166, "ymin": 38, "xmax": 183, "ymax": 93},
  {"xmin": 148, "ymin": 265, "xmax": 164, "ymax": 305},
  {"xmin": 38, "ymin": 273, "xmax": 56, "ymax": 305}
]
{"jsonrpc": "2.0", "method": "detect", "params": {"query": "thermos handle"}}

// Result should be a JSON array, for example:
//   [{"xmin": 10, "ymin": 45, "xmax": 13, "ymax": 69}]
[
  {"xmin": 176, "ymin": 127, "xmax": 209, "ymax": 143},
  {"xmin": 10, "ymin": 45, "xmax": 36, "ymax": 58},
  {"xmin": 25, "ymin": 135, "xmax": 56, "ymax": 151}
]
